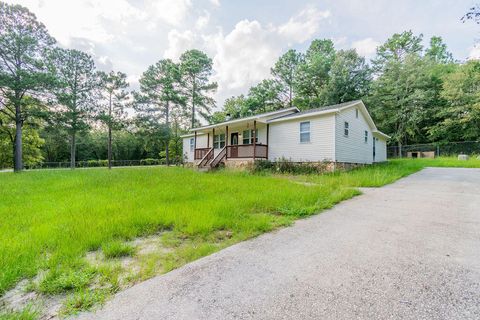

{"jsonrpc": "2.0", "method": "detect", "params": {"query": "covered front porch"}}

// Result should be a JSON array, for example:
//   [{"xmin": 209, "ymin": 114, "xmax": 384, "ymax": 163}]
[{"xmin": 192, "ymin": 119, "xmax": 269, "ymax": 168}]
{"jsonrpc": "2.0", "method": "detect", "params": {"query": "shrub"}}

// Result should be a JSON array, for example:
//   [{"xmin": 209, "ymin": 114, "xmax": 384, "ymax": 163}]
[
  {"xmin": 140, "ymin": 158, "xmax": 160, "ymax": 166},
  {"xmin": 253, "ymin": 158, "xmax": 331, "ymax": 174}
]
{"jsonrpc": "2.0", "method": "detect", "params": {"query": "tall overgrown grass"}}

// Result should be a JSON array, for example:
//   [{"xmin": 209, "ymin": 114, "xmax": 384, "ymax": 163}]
[
  {"xmin": 1, "ymin": 157, "xmax": 479, "ymax": 300},
  {"xmin": 0, "ymin": 167, "xmax": 354, "ymax": 295}
]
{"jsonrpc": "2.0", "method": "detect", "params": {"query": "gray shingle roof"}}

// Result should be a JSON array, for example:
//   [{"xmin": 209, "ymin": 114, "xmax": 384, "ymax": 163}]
[{"xmin": 269, "ymin": 100, "xmax": 362, "ymax": 121}]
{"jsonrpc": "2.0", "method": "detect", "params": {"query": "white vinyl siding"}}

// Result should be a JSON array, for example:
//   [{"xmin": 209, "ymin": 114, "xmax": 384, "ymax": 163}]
[
  {"xmin": 335, "ymin": 107, "xmax": 373, "ymax": 164},
  {"xmin": 373, "ymin": 136, "xmax": 387, "ymax": 162},
  {"xmin": 268, "ymin": 114, "xmax": 335, "ymax": 162},
  {"xmin": 183, "ymin": 134, "xmax": 208, "ymax": 162}
]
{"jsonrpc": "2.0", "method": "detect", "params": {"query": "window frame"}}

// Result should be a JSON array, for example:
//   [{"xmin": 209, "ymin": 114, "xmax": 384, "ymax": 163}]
[
  {"xmin": 213, "ymin": 133, "xmax": 226, "ymax": 149},
  {"xmin": 355, "ymin": 108, "xmax": 359, "ymax": 119},
  {"xmin": 344, "ymin": 121, "xmax": 349, "ymax": 137},
  {"xmin": 189, "ymin": 138, "xmax": 194, "ymax": 152},
  {"xmin": 242, "ymin": 130, "xmax": 258, "ymax": 144},
  {"xmin": 299, "ymin": 121, "xmax": 311, "ymax": 143},
  {"xmin": 364, "ymin": 130, "xmax": 368, "ymax": 143}
]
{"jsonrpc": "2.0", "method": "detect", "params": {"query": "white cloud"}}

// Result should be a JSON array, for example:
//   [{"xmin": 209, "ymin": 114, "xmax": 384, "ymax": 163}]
[
  {"xmin": 209, "ymin": 0, "xmax": 221, "ymax": 7},
  {"xmin": 277, "ymin": 6, "xmax": 331, "ymax": 44},
  {"xmin": 161, "ymin": 6, "xmax": 331, "ymax": 106},
  {"xmin": 468, "ymin": 45, "xmax": 480, "ymax": 60},
  {"xmin": 163, "ymin": 29, "xmax": 196, "ymax": 60},
  {"xmin": 352, "ymin": 37, "xmax": 380, "ymax": 58},
  {"xmin": 147, "ymin": 0, "xmax": 192, "ymax": 27},
  {"xmin": 195, "ymin": 11, "xmax": 210, "ymax": 29}
]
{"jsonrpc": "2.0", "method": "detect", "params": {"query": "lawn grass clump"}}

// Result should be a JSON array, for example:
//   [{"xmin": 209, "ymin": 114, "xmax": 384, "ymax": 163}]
[
  {"xmin": 102, "ymin": 241, "xmax": 135, "ymax": 259},
  {"xmin": 38, "ymin": 264, "xmax": 95, "ymax": 294},
  {"xmin": 60, "ymin": 289, "xmax": 109, "ymax": 316},
  {"xmin": 0, "ymin": 305, "xmax": 38, "ymax": 320}
]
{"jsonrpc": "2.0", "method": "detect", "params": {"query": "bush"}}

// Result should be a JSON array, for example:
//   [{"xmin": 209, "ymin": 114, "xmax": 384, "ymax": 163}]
[
  {"xmin": 140, "ymin": 158, "xmax": 160, "ymax": 166},
  {"xmin": 253, "ymin": 158, "xmax": 331, "ymax": 174}
]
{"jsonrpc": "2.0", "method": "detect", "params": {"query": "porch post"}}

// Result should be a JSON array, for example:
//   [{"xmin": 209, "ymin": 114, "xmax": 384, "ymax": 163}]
[
  {"xmin": 253, "ymin": 120, "xmax": 256, "ymax": 161},
  {"xmin": 194, "ymin": 131, "xmax": 197, "ymax": 159},
  {"xmin": 266, "ymin": 123, "xmax": 269, "ymax": 160},
  {"xmin": 207, "ymin": 133, "xmax": 210, "ymax": 148},
  {"xmin": 225, "ymin": 125, "xmax": 228, "ymax": 160}
]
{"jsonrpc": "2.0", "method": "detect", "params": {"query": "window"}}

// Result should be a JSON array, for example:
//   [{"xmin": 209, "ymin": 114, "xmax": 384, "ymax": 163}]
[
  {"xmin": 242, "ymin": 130, "xmax": 257, "ymax": 144},
  {"xmin": 189, "ymin": 138, "xmax": 194, "ymax": 152},
  {"xmin": 364, "ymin": 130, "xmax": 368, "ymax": 143},
  {"xmin": 355, "ymin": 108, "xmax": 359, "ymax": 119},
  {"xmin": 344, "ymin": 121, "xmax": 349, "ymax": 137},
  {"xmin": 213, "ymin": 134, "xmax": 225, "ymax": 149},
  {"xmin": 300, "ymin": 121, "xmax": 310, "ymax": 143}
]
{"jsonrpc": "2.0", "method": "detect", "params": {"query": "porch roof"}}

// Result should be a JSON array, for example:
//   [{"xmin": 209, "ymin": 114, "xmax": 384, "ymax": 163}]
[{"xmin": 189, "ymin": 107, "xmax": 299, "ymax": 134}]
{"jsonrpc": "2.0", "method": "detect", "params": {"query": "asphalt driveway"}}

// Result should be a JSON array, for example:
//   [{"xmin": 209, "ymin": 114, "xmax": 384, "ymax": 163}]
[{"xmin": 78, "ymin": 167, "xmax": 480, "ymax": 320}]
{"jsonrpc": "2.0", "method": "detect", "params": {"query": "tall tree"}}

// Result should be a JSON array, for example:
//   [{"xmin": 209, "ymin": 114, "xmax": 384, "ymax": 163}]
[
  {"xmin": 245, "ymin": 79, "xmax": 284, "ymax": 114},
  {"xmin": 463, "ymin": 5, "xmax": 480, "ymax": 24},
  {"xmin": 0, "ymin": 2, "xmax": 55, "ymax": 171},
  {"xmin": 134, "ymin": 59, "xmax": 184, "ymax": 165},
  {"xmin": 425, "ymin": 36, "xmax": 453, "ymax": 64},
  {"xmin": 97, "ymin": 71, "xmax": 129, "ymax": 169},
  {"xmin": 368, "ymin": 54, "xmax": 436, "ymax": 147},
  {"xmin": 179, "ymin": 49, "xmax": 217, "ymax": 128},
  {"xmin": 372, "ymin": 30, "xmax": 423, "ymax": 72},
  {"xmin": 294, "ymin": 39, "xmax": 336, "ymax": 109},
  {"xmin": 325, "ymin": 49, "xmax": 372, "ymax": 104},
  {"xmin": 271, "ymin": 49, "xmax": 303, "ymax": 107},
  {"xmin": 429, "ymin": 61, "xmax": 480, "ymax": 141},
  {"xmin": 49, "ymin": 48, "xmax": 97, "ymax": 169}
]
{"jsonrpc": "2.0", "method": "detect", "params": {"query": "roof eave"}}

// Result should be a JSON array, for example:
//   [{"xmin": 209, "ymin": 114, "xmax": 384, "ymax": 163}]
[
  {"xmin": 189, "ymin": 107, "xmax": 299, "ymax": 132},
  {"xmin": 267, "ymin": 109, "xmax": 339, "ymax": 123}
]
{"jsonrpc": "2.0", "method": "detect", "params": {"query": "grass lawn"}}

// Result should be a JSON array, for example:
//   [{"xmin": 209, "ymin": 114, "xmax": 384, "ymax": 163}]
[{"xmin": 1, "ymin": 157, "xmax": 479, "ymax": 318}]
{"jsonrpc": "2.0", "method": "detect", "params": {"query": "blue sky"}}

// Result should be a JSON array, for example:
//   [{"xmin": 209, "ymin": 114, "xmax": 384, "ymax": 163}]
[{"xmin": 5, "ymin": 0, "xmax": 480, "ymax": 106}]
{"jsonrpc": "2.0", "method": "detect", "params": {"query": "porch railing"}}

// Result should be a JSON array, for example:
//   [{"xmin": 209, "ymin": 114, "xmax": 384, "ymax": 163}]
[
  {"xmin": 194, "ymin": 148, "xmax": 211, "ymax": 160},
  {"xmin": 198, "ymin": 148, "xmax": 214, "ymax": 168},
  {"xmin": 226, "ymin": 144, "xmax": 268, "ymax": 159}
]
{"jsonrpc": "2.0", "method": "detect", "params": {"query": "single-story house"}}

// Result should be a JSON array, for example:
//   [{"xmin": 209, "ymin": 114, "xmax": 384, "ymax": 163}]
[{"xmin": 182, "ymin": 100, "xmax": 390, "ymax": 169}]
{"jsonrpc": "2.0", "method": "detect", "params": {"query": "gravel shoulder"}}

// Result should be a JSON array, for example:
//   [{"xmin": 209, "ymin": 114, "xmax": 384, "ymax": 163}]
[{"xmin": 77, "ymin": 167, "xmax": 480, "ymax": 320}]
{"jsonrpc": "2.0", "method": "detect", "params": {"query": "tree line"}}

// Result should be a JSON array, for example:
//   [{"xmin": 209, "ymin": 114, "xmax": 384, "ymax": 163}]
[
  {"xmin": 211, "ymin": 32, "xmax": 480, "ymax": 149},
  {"xmin": 1, "ymin": 2, "xmax": 479, "ymax": 172},
  {"xmin": 0, "ymin": 2, "xmax": 217, "ymax": 171}
]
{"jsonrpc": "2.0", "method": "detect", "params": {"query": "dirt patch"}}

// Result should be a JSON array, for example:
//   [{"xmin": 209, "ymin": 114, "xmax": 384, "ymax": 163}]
[{"xmin": 1, "ymin": 232, "xmax": 180, "ymax": 319}]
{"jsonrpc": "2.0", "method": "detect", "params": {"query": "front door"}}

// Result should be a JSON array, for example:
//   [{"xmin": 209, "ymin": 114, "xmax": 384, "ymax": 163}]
[{"xmin": 230, "ymin": 133, "xmax": 239, "ymax": 157}]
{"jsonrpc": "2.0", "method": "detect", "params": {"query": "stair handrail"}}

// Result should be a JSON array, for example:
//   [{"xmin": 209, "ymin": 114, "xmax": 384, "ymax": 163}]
[
  {"xmin": 198, "ymin": 148, "xmax": 214, "ymax": 167},
  {"xmin": 210, "ymin": 146, "xmax": 226, "ymax": 168}
]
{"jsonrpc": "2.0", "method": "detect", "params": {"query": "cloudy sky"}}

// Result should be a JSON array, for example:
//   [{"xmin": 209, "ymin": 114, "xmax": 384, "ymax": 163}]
[{"xmin": 5, "ymin": 0, "xmax": 479, "ymax": 107}]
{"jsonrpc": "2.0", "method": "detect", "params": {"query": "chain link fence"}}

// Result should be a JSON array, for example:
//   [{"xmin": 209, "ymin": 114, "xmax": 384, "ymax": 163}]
[{"xmin": 387, "ymin": 141, "xmax": 480, "ymax": 158}]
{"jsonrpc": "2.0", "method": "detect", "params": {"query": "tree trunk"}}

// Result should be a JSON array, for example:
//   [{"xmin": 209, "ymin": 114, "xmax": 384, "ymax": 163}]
[
  {"xmin": 108, "ymin": 93, "xmax": 113, "ymax": 170},
  {"xmin": 165, "ymin": 101, "xmax": 170, "ymax": 166},
  {"xmin": 191, "ymin": 76, "xmax": 196, "ymax": 129},
  {"xmin": 108, "ymin": 126, "xmax": 112, "ymax": 169},
  {"xmin": 13, "ymin": 103, "xmax": 23, "ymax": 172},
  {"xmin": 70, "ymin": 132, "xmax": 76, "ymax": 169},
  {"xmin": 289, "ymin": 85, "xmax": 292, "ymax": 107}
]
